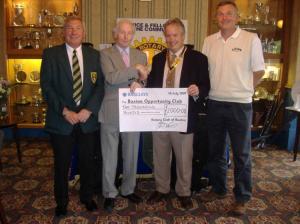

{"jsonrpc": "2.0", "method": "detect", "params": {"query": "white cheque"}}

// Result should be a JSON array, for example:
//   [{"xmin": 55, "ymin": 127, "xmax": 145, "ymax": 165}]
[{"xmin": 119, "ymin": 88, "xmax": 189, "ymax": 132}]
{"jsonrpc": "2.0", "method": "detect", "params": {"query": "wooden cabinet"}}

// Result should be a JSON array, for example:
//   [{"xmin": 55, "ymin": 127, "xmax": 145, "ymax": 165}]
[
  {"xmin": 207, "ymin": 0, "xmax": 292, "ymax": 128},
  {"xmin": 5, "ymin": 0, "xmax": 81, "ymax": 128}
]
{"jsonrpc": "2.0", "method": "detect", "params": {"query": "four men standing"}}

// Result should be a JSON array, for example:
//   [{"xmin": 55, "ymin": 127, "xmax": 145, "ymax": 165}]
[{"xmin": 41, "ymin": 1, "xmax": 265, "ymax": 216}]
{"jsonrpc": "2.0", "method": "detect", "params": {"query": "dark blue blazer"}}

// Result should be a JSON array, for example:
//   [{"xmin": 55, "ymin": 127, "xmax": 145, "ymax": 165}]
[{"xmin": 147, "ymin": 47, "xmax": 210, "ymax": 133}]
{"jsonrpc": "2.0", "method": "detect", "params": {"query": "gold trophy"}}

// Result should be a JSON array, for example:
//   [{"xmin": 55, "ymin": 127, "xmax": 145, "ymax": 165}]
[
  {"xmin": 254, "ymin": 2, "xmax": 263, "ymax": 23},
  {"xmin": 13, "ymin": 3, "xmax": 25, "ymax": 26},
  {"xmin": 32, "ymin": 112, "xmax": 41, "ymax": 123}
]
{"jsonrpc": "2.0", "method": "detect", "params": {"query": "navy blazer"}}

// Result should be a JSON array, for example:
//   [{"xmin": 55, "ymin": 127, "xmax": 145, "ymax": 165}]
[
  {"xmin": 147, "ymin": 47, "xmax": 210, "ymax": 133},
  {"xmin": 40, "ymin": 44, "xmax": 104, "ymax": 135}
]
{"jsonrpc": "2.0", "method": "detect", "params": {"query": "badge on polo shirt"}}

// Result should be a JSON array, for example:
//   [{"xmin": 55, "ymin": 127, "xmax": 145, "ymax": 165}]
[{"xmin": 232, "ymin": 47, "xmax": 242, "ymax": 52}]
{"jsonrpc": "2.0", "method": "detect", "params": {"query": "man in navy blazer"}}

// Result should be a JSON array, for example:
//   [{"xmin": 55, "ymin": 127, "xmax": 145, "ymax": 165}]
[
  {"xmin": 40, "ymin": 16, "xmax": 104, "ymax": 216},
  {"xmin": 147, "ymin": 18, "xmax": 210, "ymax": 209}
]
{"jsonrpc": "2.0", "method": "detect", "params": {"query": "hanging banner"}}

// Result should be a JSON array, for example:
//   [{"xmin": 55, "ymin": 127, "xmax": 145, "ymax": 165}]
[
  {"xmin": 100, "ymin": 18, "xmax": 188, "ymax": 64},
  {"xmin": 128, "ymin": 18, "xmax": 188, "ymax": 64}
]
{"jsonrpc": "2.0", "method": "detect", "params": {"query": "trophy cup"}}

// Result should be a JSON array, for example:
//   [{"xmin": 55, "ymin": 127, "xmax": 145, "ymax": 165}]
[
  {"xmin": 0, "ymin": 103, "xmax": 8, "ymax": 120},
  {"xmin": 32, "ymin": 95, "xmax": 38, "ymax": 107},
  {"xmin": 32, "ymin": 94, "xmax": 42, "ymax": 107},
  {"xmin": 13, "ymin": 3, "xmax": 25, "ymax": 26},
  {"xmin": 254, "ymin": 2, "xmax": 263, "ymax": 23},
  {"xmin": 14, "ymin": 36, "xmax": 23, "ymax": 49},
  {"xmin": 31, "ymin": 31, "xmax": 41, "ymax": 49},
  {"xmin": 32, "ymin": 112, "xmax": 41, "ymax": 123},
  {"xmin": 16, "ymin": 95, "xmax": 30, "ymax": 104},
  {"xmin": 41, "ymin": 9, "xmax": 49, "ymax": 26},
  {"xmin": 13, "ymin": 63, "xmax": 22, "ymax": 75},
  {"xmin": 73, "ymin": 2, "xmax": 79, "ymax": 16},
  {"xmin": 46, "ymin": 28, "xmax": 53, "ymax": 48},
  {"xmin": 18, "ymin": 111, "xmax": 25, "ymax": 122},
  {"xmin": 264, "ymin": 5, "xmax": 270, "ymax": 25},
  {"xmin": 23, "ymin": 32, "xmax": 33, "ymax": 49},
  {"xmin": 32, "ymin": 96, "xmax": 41, "ymax": 123}
]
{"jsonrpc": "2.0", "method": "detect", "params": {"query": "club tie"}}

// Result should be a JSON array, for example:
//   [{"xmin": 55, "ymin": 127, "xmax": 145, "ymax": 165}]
[
  {"xmin": 72, "ymin": 49, "xmax": 82, "ymax": 104},
  {"xmin": 166, "ymin": 54, "xmax": 177, "ymax": 88},
  {"xmin": 121, "ymin": 50, "xmax": 130, "ymax": 67}
]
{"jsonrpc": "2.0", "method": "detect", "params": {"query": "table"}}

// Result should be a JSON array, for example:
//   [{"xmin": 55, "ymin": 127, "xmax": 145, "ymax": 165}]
[
  {"xmin": 0, "ymin": 120, "xmax": 21, "ymax": 170},
  {"xmin": 286, "ymin": 106, "xmax": 300, "ymax": 161}
]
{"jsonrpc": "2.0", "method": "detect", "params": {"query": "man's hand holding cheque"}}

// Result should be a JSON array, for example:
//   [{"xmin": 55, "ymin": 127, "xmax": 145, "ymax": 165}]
[
  {"xmin": 130, "ymin": 64, "xmax": 149, "ymax": 92},
  {"xmin": 187, "ymin": 84, "xmax": 199, "ymax": 97}
]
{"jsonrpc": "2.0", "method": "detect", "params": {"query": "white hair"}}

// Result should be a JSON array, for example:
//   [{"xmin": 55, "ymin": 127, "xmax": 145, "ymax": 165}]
[{"xmin": 112, "ymin": 19, "xmax": 135, "ymax": 39}]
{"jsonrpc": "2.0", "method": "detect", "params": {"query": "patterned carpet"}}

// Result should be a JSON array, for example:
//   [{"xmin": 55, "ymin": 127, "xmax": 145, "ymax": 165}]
[{"xmin": 1, "ymin": 138, "xmax": 300, "ymax": 224}]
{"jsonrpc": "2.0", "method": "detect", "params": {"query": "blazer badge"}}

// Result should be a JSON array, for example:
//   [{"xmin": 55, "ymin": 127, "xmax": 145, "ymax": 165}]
[{"xmin": 90, "ymin": 72, "xmax": 97, "ymax": 84}]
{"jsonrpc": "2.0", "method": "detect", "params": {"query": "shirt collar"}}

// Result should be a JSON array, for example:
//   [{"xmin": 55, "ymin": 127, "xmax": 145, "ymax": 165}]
[
  {"xmin": 216, "ymin": 26, "xmax": 241, "ymax": 40},
  {"xmin": 172, "ymin": 46, "xmax": 185, "ymax": 57},
  {"xmin": 66, "ymin": 43, "xmax": 82, "ymax": 53},
  {"xmin": 116, "ymin": 45, "xmax": 130, "ymax": 55}
]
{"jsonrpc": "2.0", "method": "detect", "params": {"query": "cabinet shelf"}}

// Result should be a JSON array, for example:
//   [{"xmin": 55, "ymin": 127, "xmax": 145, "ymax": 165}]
[
  {"xmin": 17, "ymin": 123, "xmax": 44, "ymax": 129},
  {"xmin": 239, "ymin": 23, "xmax": 278, "ymax": 33},
  {"xmin": 12, "ymin": 82, "xmax": 40, "ymax": 86},
  {"xmin": 14, "ymin": 102, "xmax": 46, "ymax": 106},
  {"xmin": 7, "ymin": 25, "xmax": 63, "ymax": 29},
  {"xmin": 5, "ymin": 0, "xmax": 81, "ymax": 128},
  {"xmin": 260, "ymin": 79, "xmax": 280, "ymax": 82},
  {"xmin": 7, "ymin": 49, "xmax": 43, "ymax": 58},
  {"xmin": 264, "ymin": 53, "xmax": 284, "ymax": 60}
]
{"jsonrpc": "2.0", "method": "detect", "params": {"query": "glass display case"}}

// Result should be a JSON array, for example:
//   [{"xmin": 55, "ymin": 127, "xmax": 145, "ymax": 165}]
[{"xmin": 5, "ymin": 0, "xmax": 81, "ymax": 128}]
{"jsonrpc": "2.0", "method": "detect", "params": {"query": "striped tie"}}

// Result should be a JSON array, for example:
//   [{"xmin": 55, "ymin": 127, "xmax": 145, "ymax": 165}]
[
  {"xmin": 166, "ymin": 54, "xmax": 176, "ymax": 88},
  {"xmin": 72, "ymin": 49, "xmax": 82, "ymax": 104}
]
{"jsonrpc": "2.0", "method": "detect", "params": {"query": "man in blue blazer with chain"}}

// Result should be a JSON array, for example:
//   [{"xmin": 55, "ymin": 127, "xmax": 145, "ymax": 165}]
[{"xmin": 147, "ymin": 18, "xmax": 210, "ymax": 210}]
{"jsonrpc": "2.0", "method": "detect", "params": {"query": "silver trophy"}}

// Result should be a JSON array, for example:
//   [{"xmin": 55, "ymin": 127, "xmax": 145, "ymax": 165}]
[
  {"xmin": 264, "ymin": 5, "xmax": 270, "ymax": 25},
  {"xmin": 13, "ymin": 3, "xmax": 25, "ymax": 26},
  {"xmin": 73, "ymin": 2, "xmax": 79, "ymax": 16},
  {"xmin": 31, "ymin": 31, "xmax": 41, "ymax": 49}
]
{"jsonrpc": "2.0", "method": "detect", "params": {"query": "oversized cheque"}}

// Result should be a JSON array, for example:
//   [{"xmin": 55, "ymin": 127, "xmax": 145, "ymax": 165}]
[{"xmin": 119, "ymin": 88, "xmax": 189, "ymax": 132}]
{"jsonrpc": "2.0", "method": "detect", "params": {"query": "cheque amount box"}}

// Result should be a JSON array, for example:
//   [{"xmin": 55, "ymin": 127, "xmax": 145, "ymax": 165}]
[{"xmin": 164, "ymin": 104, "xmax": 187, "ymax": 117}]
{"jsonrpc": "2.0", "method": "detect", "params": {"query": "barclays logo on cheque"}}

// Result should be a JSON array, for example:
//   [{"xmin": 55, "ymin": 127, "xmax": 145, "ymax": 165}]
[{"xmin": 125, "ymin": 92, "xmax": 149, "ymax": 97}]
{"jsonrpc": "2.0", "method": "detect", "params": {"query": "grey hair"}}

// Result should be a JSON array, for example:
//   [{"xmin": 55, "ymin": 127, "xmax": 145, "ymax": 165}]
[
  {"xmin": 63, "ymin": 16, "xmax": 85, "ymax": 30},
  {"xmin": 163, "ymin": 18, "xmax": 185, "ymax": 35},
  {"xmin": 216, "ymin": 0, "xmax": 239, "ymax": 16},
  {"xmin": 216, "ymin": 1, "xmax": 238, "ymax": 11},
  {"xmin": 112, "ymin": 19, "xmax": 135, "ymax": 39}
]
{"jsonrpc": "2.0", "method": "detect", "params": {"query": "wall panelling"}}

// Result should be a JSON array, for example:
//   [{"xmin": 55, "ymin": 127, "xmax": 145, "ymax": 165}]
[{"xmin": 82, "ymin": 0, "xmax": 208, "ymax": 51}]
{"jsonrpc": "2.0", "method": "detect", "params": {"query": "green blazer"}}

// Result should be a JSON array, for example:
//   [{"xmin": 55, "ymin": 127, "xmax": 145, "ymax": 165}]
[{"xmin": 40, "ymin": 44, "xmax": 104, "ymax": 135}]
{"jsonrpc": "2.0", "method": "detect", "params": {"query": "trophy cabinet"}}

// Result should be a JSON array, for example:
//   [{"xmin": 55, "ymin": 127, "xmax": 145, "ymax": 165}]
[{"xmin": 5, "ymin": 0, "xmax": 81, "ymax": 128}]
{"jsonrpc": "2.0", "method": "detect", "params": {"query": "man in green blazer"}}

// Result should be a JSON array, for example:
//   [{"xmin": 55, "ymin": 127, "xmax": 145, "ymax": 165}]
[{"xmin": 40, "ymin": 16, "xmax": 104, "ymax": 217}]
